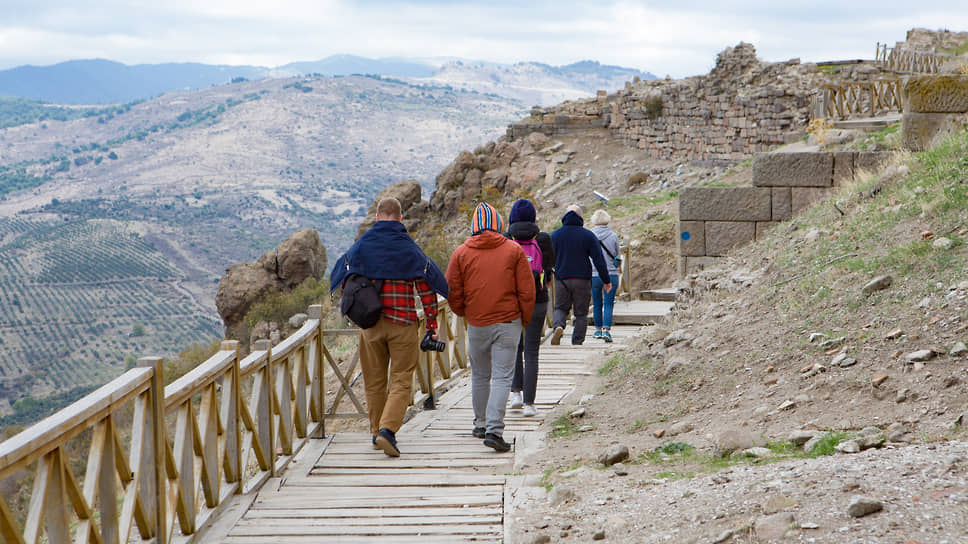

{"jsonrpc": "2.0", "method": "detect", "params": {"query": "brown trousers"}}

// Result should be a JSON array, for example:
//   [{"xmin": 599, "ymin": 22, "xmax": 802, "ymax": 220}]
[{"xmin": 358, "ymin": 318, "xmax": 420, "ymax": 435}]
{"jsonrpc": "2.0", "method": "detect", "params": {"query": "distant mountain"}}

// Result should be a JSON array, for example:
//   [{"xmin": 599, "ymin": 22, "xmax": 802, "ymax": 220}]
[
  {"xmin": 0, "ymin": 59, "xmax": 267, "ymax": 104},
  {"xmin": 276, "ymin": 55, "xmax": 436, "ymax": 78},
  {"xmin": 0, "ymin": 56, "xmax": 655, "ymax": 106}
]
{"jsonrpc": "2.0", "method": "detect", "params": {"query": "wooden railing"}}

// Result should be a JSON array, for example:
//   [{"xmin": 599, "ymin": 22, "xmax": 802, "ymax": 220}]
[
  {"xmin": 875, "ymin": 43, "xmax": 947, "ymax": 74},
  {"xmin": 0, "ymin": 303, "xmax": 470, "ymax": 543},
  {"xmin": 819, "ymin": 79, "xmax": 902, "ymax": 120}
]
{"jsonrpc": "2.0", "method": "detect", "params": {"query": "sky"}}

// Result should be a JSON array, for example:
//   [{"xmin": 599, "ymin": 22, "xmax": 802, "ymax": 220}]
[{"xmin": 1, "ymin": 1, "xmax": 967, "ymax": 78}]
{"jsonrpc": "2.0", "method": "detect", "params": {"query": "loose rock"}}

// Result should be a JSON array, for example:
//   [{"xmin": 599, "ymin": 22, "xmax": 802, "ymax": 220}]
[
  {"xmin": 598, "ymin": 444, "xmax": 630, "ymax": 466},
  {"xmin": 755, "ymin": 512, "xmax": 795, "ymax": 541},
  {"xmin": 861, "ymin": 275, "xmax": 893, "ymax": 295},
  {"xmin": 847, "ymin": 495, "xmax": 883, "ymax": 517},
  {"xmin": 951, "ymin": 342, "xmax": 968, "ymax": 356},
  {"xmin": 548, "ymin": 486, "xmax": 575, "ymax": 507},
  {"xmin": 904, "ymin": 349, "xmax": 935, "ymax": 362}
]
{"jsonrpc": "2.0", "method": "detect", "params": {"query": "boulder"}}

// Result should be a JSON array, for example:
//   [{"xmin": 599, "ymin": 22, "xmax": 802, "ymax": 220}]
[
  {"xmin": 216, "ymin": 228, "xmax": 327, "ymax": 341},
  {"xmin": 356, "ymin": 180, "xmax": 426, "ymax": 237}
]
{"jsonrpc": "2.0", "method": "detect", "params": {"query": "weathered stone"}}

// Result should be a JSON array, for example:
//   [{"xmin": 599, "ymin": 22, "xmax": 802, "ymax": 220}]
[
  {"xmin": 705, "ymin": 221, "xmax": 755, "ymax": 256},
  {"xmin": 714, "ymin": 429, "xmax": 762, "ymax": 457},
  {"xmin": 771, "ymin": 187, "xmax": 792, "ymax": 220},
  {"xmin": 612, "ymin": 463, "xmax": 628, "ymax": 476},
  {"xmin": 548, "ymin": 485, "xmax": 574, "ymax": 507},
  {"xmin": 788, "ymin": 430, "xmax": 819, "ymax": 446},
  {"xmin": 668, "ymin": 421, "xmax": 694, "ymax": 436},
  {"xmin": 861, "ymin": 275, "xmax": 893, "ymax": 295},
  {"xmin": 288, "ymin": 313, "xmax": 309, "ymax": 329},
  {"xmin": 678, "ymin": 221, "xmax": 706, "ymax": 257},
  {"xmin": 854, "ymin": 152, "xmax": 893, "ymax": 175},
  {"xmin": 835, "ymin": 439, "xmax": 861, "ymax": 454},
  {"xmin": 790, "ymin": 187, "xmax": 832, "ymax": 215},
  {"xmin": 357, "ymin": 179, "xmax": 425, "ymax": 236},
  {"xmin": 679, "ymin": 187, "xmax": 772, "ymax": 221},
  {"xmin": 902, "ymin": 112, "xmax": 968, "ymax": 151},
  {"xmin": 755, "ymin": 512, "xmax": 795, "ymax": 541},
  {"xmin": 743, "ymin": 446, "xmax": 773, "ymax": 458},
  {"xmin": 597, "ymin": 444, "xmax": 630, "ymax": 466},
  {"xmin": 753, "ymin": 152, "xmax": 833, "ymax": 187},
  {"xmin": 755, "ymin": 221, "xmax": 780, "ymax": 240},
  {"xmin": 903, "ymin": 75, "xmax": 968, "ymax": 113},
  {"xmin": 933, "ymin": 237, "xmax": 955, "ymax": 250},
  {"xmin": 904, "ymin": 349, "xmax": 935, "ymax": 362},
  {"xmin": 832, "ymin": 151, "xmax": 855, "ymax": 185},
  {"xmin": 847, "ymin": 495, "xmax": 883, "ymax": 517},
  {"xmin": 950, "ymin": 342, "xmax": 968, "ymax": 356}
]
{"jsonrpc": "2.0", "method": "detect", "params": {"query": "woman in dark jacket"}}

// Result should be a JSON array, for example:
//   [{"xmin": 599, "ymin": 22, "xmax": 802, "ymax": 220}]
[{"xmin": 505, "ymin": 199, "xmax": 555, "ymax": 417}]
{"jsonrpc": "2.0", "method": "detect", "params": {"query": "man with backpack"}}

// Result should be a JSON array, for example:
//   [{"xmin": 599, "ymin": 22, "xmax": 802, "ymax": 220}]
[
  {"xmin": 329, "ymin": 197, "xmax": 448, "ymax": 457},
  {"xmin": 446, "ymin": 203, "xmax": 535, "ymax": 452},
  {"xmin": 550, "ymin": 204, "xmax": 612, "ymax": 346},
  {"xmin": 505, "ymin": 199, "xmax": 554, "ymax": 418}
]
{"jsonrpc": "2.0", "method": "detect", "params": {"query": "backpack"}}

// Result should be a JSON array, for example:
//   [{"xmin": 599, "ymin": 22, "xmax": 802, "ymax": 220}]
[
  {"xmin": 516, "ymin": 238, "xmax": 544, "ymax": 289},
  {"xmin": 340, "ymin": 274, "xmax": 383, "ymax": 329}
]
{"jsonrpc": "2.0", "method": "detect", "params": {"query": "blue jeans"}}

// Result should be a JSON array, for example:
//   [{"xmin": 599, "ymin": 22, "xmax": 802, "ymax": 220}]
[{"xmin": 592, "ymin": 274, "xmax": 619, "ymax": 329}]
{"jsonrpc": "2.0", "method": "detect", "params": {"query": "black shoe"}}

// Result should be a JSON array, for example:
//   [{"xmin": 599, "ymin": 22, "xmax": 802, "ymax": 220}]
[
  {"xmin": 375, "ymin": 428, "xmax": 400, "ymax": 457},
  {"xmin": 472, "ymin": 426, "xmax": 486, "ymax": 439},
  {"xmin": 483, "ymin": 433, "xmax": 511, "ymax": 452},
  {"xmin": 371, "ymin": 435, "xmax": 380, "ymax": 450}
]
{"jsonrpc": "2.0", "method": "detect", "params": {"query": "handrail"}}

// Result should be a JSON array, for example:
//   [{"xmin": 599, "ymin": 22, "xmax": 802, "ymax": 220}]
[
  {"xmin": 818, "ymin": 78, "xmax": 902, "ymax": 120},
  {"xmin": 0, "ymin": 246, "xmax": 636, "ymax": 542}
]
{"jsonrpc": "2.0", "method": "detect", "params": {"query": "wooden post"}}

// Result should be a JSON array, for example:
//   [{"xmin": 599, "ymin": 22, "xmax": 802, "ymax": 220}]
[
  {"xmin": 252, "ymin": 340, "xmax": 275, "ymax": 475},
  {"xmin": 308, "ymin": 305, "xmax": 325, "ymax": 438},
  {"xmin": 220, "ymin": 340, "xmax": 242, "ymax": 489},
  {"xmin": 137, "ymin": 357, "xmax": 166, "ymax": 544}
]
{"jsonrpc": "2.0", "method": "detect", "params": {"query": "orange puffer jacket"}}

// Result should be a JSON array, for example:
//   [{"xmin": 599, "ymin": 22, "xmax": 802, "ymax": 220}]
[{"xmin": 445, "ymin": 230, "xmax": 535, "ymax": 327}]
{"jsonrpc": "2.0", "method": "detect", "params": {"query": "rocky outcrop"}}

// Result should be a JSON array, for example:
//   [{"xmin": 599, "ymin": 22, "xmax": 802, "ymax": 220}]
[
  {"xmin": 355, "ymin": 179, "xmax": 429, "ymax": 238},
  {"xmin": 216, "ymin": 228, "xmax": 327, "ymax": 341}
]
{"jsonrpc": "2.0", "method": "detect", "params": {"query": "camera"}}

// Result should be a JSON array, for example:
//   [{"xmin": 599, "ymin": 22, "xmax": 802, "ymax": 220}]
[{"xmin": 420, "ymin": 330, "xmax": 446, "ymax": 352}]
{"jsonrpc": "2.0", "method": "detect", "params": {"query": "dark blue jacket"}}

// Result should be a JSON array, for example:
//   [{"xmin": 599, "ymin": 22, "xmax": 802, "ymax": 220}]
[
  {"xmin": 550, "ymin": 211, "xmax": 610, "ymax": 282},
  {"xmin": 329, "ymin": 221, "xmax": 449, "ymax": 296}
]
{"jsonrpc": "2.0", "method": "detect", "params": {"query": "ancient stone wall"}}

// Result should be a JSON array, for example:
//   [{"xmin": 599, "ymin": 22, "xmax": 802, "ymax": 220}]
[
  {"xmin": 508, "ymin": 44, "xmax": 829, "ymax": 163},
  {"xmin": 677, "ymin": 151, "xmax": 892, "ymax": 275}
]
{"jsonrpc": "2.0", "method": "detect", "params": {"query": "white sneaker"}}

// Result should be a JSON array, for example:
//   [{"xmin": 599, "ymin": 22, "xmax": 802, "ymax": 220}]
[
  {"xmin": 522, "ymin": 404, "xmax": 538, "ymax": 417},
  {"xmin": 509, "ymin": 391, "xmax": 523, "ymax": 409}
]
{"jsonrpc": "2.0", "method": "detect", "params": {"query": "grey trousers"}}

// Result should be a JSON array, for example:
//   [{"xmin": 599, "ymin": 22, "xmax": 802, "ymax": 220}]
[
  {"xmin": 468, "ymin": 319, "xmax": 523, "ymax": 437},
  {"xmin": 552, "ymin": 277, "xmax": 592, "ymax": 345}
]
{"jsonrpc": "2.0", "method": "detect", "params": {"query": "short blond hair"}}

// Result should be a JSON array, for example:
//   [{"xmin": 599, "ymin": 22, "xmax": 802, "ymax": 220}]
[
  {"xmin": 376, "ymin": 197, "xmax": 402, "ymax": 220},
  {"xmin": 590, "ymin": 209, "xmax": 610, "ymax": 226},
  {"xmin": 566, "ymin": 204, "xmax": 583, "ymax": 216}
]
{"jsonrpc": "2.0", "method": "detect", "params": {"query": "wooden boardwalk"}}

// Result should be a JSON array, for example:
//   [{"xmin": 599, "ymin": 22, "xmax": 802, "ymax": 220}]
[{"xmin": 214, "ymin": 308, "xmax": 668, "ymax": 543}]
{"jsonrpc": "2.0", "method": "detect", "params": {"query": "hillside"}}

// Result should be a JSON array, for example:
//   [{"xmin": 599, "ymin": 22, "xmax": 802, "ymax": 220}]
[{"xmin": 0, "ymin": 73, "xmax": 524, "ymax": 417}]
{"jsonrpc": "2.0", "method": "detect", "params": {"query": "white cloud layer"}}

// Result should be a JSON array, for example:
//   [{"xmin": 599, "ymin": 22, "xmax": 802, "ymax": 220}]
[{"xmin": 0, "ymin": 1, "xmax": 966, "ymax": 76}]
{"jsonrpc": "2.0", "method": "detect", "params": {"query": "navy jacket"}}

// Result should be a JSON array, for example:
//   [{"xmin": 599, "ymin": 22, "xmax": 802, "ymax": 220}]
[
  {"xmin": 329, "ymin": 221, "xmax": 449, "ymax": 296},
  {"xmin": 550, "ymin": 211, "xmax": 610, "ymax": 283}
]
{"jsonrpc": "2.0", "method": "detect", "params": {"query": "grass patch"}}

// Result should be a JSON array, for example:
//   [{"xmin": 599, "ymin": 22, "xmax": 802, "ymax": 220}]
[
  {"xmin": 807, "ymin": 431, "xmax": 849, "ymax": 457},
  {"xmin": 550, "ymin": 416, "xmax": 578, "ymax": 438},
  {"xmin": 598, "ymin": 353, "xmax": 656, "ymax": 377}
]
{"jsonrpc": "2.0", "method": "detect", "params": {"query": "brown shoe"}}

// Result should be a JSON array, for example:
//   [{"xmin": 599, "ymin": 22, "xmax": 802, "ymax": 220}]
[{"xmin": 551, "ymin": 326, "xmax": 564, "ymax": 345}]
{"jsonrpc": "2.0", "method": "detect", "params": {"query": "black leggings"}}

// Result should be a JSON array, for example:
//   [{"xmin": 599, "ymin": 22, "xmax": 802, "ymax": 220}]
[{"xmin": 512, "ymin": 301, "xmax": 548, "ymax": 405}]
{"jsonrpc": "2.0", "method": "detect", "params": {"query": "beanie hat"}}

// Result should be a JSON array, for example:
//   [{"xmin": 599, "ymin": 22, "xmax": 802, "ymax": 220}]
[
  {"xmin": 472, "ymin": 202, "xmax": 503, "ymax": 235},
  {"xmin": 508, "ymin": 199, "xmax": 536, "ymax": 224}
]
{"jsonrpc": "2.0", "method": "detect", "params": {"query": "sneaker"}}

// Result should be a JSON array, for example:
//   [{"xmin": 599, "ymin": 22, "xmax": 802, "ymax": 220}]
[
  {"xmin": 483, "ymin": 433, "xmax": 511, "ymax": 452},
  {"xmin": 551, "ymin": 326, "xmax": 564, "ymax": 345},
  {"xmin": 509, "ymin": 391, "xmax": 523, "ymax": 409},
  {"xmin": 522, "ymin": 404, "xmax": 538, "ymax": 417},
  {"xmin": 602, "ymin": 330, "xmax": 613, "ymax": 343},
  {"xmin": 374, "ymin": 428, "xmax": 400, "ymax": 457},
  {"xmin": 593, "ymin": 330, "xmax": 603, "ymax": 339},
  {"xmin": 472, "ymin": 426, "xmax": 486, "ymax": 439}
]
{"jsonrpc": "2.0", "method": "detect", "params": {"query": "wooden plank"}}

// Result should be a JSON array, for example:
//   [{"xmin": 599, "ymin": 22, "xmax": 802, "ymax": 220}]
[
  {"xmin": 230, "ymin": 522, "xmax": 503, "ymax": 535},
  {"xmin": 294, "ymin": 474, "xmax": 505, "ymax": 487},
  {"xmin": 243, "ymin": 506, "xmax": 501, "ymax": 519},
  {"xmin": 224, "ymin": 535, "xmax": 501, "ymax": 543},
  {"xmin": 310, "ymin": 458, "xmax": 510, "ymax": 469},
  {"xmin": 251, "ymin": 495, "xmax": 501, "ymax": 509},
  {"xmin": 233, "ymin": 515, "xmax": 500, "ymax": 526}
]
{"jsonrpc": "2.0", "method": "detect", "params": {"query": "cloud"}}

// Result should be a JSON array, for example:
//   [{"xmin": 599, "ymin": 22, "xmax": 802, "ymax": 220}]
[{"xmin": 0, "ymin": 0, "xmax": 966, "ymax": 76}]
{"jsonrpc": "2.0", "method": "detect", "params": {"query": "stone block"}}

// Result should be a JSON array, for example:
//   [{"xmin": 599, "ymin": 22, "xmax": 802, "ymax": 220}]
[
  {"xmin": 771, "ymin": 187, "xmax": 792, "ymax": 221},
  {"xmin": 902, "ymin": 112, "xmax": 968, "ymax": 152},
  {"xmin": 752, "ymin": 152, "xmax": 833, "ymax": 187},
  {"xmin": 791, "ymin": 187, "xmax": 832, "ymax": 216},
  {"xmin": 679, "ymin": 187, "xmax": 772, "ymax": 221},
  {"xmin": 684, "ymin": 256, "xmax": 725, "ymax": 275},
  {"xmin": 677, "ymin": 221, "xmax": 706, "ymax": 257},
  {"xmin": 903, "ymin": 75, "xmax": 968, "ymax": 113},
  {"xmin": 756, "ymin": 221, "xmax": 781, "ymax": 239},
  {"xmin": 832, "ymin": 151, "xmax": 855, "ymax": 186},
  {"xmin": 705, "ymin": 221, "xmax": 755, "ymax": 256},
  {"xmin": 854, "ymin": 152, "xmax": 893, "ymax": 176}
]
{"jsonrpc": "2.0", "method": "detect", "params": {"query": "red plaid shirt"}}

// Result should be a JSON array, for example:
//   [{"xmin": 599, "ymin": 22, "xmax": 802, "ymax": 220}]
[{"xmin": 379, "ymin": 278, "xmax": 438, "ymax": 330}]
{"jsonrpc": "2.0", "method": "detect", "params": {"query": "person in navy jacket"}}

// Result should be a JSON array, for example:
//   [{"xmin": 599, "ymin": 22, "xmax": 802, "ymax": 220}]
[{"xmin": 549, "ymin": 204, "xmax": 611, "ymax": 345}]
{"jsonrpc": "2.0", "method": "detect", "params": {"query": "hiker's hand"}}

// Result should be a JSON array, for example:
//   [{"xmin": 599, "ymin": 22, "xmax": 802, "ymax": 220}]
[
  {"xmin": 429, "ymin": 330, "xmax": 439, "ymax": 341},
  {"xmin": 604, "ymin": 283, "xmax": 613, "ymax": 293}
]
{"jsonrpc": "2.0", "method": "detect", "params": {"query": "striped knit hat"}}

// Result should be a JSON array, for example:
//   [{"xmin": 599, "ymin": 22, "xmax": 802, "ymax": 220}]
[{"xmin": 472, "ymin": 202, "xmax": 503, "ymax": 235}]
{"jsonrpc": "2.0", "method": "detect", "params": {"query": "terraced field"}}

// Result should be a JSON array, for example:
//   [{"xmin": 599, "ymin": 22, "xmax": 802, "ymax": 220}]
[{"xmin": 0, "ymin": 216, "xmax": 221, "ymax": 406}]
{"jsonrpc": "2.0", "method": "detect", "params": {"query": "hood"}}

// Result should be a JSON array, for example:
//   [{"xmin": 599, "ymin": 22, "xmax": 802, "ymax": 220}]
[
  {"xmin": 591, "ymin": 225, "xmax": 616, "ymax": 241},
  {"xmin": 465, "ymin": 230, "xmax": 510, "ymax": 249},
  {"xmin": 508, "ymin": 221, "xmax": 539, "ymax": 241},
  {"xmin": 561, "ymin": 210, "xmax": 584, "ymax": 227}
]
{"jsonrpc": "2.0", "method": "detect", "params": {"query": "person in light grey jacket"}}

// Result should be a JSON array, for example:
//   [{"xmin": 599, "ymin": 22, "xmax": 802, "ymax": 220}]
[{"xmin": 588, "ymin": 209, "xmax": 620, "ymax": 342}]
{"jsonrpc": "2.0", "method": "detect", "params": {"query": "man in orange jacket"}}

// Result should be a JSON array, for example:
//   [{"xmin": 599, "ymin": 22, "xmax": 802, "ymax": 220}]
[{"xmin": 446, "ymin": 202, "xmax": 535, "ymax": 452}]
